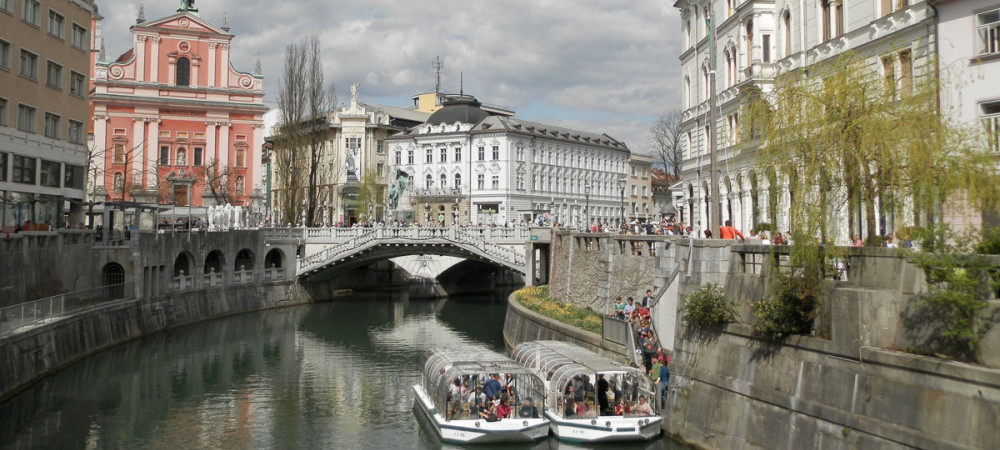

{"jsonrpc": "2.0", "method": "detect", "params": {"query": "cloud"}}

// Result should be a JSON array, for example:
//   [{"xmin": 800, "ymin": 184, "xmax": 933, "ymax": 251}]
[{"xmin": 96, "ymin": 0, "xmax": 681, "ymax": 156}]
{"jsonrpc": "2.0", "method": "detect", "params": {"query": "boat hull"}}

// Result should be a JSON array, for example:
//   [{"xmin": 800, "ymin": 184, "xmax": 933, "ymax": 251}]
[
  {"xmin": 412, "ymin": 385, "xmax": 550, "ymax": 444},
  {"xmin": 546, "ymin": 410, "xmax": 662, "ymax": 443}
]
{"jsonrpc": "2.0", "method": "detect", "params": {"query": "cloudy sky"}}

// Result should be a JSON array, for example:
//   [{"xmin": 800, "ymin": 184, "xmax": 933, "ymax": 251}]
[{"xmin": 96, "ymin": 0, "xmax": 682, "ymax": 155}]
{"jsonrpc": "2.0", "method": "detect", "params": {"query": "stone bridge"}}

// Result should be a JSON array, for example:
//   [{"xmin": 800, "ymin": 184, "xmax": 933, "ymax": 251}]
[{"xmin": 263, "ymin": 227, "xmax": 537, "ymax": 281}]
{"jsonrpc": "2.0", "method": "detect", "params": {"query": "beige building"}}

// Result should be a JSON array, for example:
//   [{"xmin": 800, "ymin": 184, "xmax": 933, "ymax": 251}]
[
  {"xmin": 626, "ymin": 154, "xmax": 652, "ymax": 223},
  {"xmin": 1, "ymin": 0, "xmax": 95, "ymax": 231}
]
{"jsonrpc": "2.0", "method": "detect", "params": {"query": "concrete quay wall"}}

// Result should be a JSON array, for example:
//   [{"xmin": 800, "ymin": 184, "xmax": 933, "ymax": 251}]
[
  {"xmin": 502, "ymin": 292, "xmax": 629, "ymax": 362},
  {"xmin": 0, "ymin": 280, "xmax": 310, "ymax": 403}
]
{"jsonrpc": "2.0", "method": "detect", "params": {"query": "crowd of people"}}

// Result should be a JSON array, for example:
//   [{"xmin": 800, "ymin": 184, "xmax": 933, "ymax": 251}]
[
  {"xmin": 609, "ymin": 288, "xmax": 670, "ymax": 409},
  {"xmin": 444, "ymin": 373, "xmax": 539, "ymax": 422},
  {"xmin": 559, "ymin": 373, "xmax": 655, "ymax": 418}
]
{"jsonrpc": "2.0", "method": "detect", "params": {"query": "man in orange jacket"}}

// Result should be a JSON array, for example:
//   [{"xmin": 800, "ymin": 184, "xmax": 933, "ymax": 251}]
[{"xmin": 719, "ymin": 220, "xmax": 745, "ymax": 240}]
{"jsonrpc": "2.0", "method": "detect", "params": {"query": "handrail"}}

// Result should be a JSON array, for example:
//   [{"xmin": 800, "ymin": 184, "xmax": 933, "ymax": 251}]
[{"xmin": 0, "ymin": 283, "xmax": 134, "ymax": 337}]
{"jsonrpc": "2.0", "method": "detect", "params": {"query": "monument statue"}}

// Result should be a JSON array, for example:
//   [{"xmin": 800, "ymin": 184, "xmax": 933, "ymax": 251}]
[
  {"xmin": 388, "ymin": 169, "xmax": 410, "ymax": 209},
  {"xmin": 350, "ymin": 82, "xmax": 360, "ymax": 104}
]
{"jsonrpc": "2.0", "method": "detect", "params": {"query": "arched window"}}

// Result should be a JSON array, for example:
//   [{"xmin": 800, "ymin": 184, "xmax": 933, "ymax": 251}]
[
  {"xmin": 235, "ymin": 249, "xmax": 254, "ymax": 272},
  {"xmin": 204, "ymin": 250, "xmax": 224, "ymax": 274},
  {"xmin": 265, "ymin": 248, "xmax": 284, "ymax": 269},
  {"xmin": 454, "ymin": 173, "xmax": 461, "ymax": 188},
  {"xmin": 783, "ymin": 11, "xmax": 792, "ymax": 57},
  {"xmin": 102, "ymin": 263, "xmax": 125, "ymax": 299},
  {"xmin": 426, "ymin": 174, "xmax": 433, "ymax": 189},
  {"xmin": 176, "ymin": 57, "xmax": 190, "ymax": 86}
]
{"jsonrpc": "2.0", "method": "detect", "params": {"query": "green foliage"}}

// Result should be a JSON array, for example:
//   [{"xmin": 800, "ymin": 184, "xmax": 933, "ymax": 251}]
[
  {"xmin": 976, "ymin": 225, "xmax": 1000, "ymax": 255},
  {"xmin": 680, "ymin": 284, "xmax": 737, "ymax": 330},
  {"xmin": 753, "ymin": 222, "xmax": 773, "ymax": 232},
  {"xmin": 515, "ymin": 286, "xmax": 603, "ymax": 334},
  {"xmin": 749, "ymin": 273, "xmax": 820, "ymax": 341},
  {"xmin": 904, "ymin": 225, "xmax": 999, "ymax": 361}
]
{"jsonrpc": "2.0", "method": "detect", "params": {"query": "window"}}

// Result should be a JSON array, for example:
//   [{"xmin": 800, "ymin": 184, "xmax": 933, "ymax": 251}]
[
  {"xmin": 407, "ymin": 149, "xmax": 413, "ymax": 164},
  {"xmin": 193, "ymin": 147, "xmax": 202, "ymax": 166},
  {"xmin": 454, "ymin": 147, "xmax": 461, "ymax": 161},
  {"xmin": 68, "ymin": 120, "xmax": 82, "ymax": 144},
  {"xmin": 176, "ymin": 57, "xmax": 190, "ymax": 86},
  {"xmin": 745, "ymin": 20, "xmax": 753, "ymax": 66},
  {"xmin": 0, "ymin": 152, "xmax": 6, "ymax": 182},
  {"xmin": 12, "ymin": 155, "xmax": 36, "ymax": 184},
  {"xmin": 69, "ymin": 71, "xmax": 85, "ymax": 97},
  {"xmin": 377, "ymin": 162, "xmax": 383, "ymax": 176},
  {"xmin": 236, "ymin": 147, "xmax": 245, "ymax": 167},
  {"xmin": 21, "ymin": 0, "xmax": 40, "ymax": 26},
  {"xmin": 821, "ymin": 0, "xmax": 832, "ymax": 41},
  {"xmin": 631, "ymin": 185, "xmax": 637, "ymax": 196},
  {"xmin": 64, "ymin": 164, "xmax": 83, "ymax": 189},
  {"xmin": 17, "ymin": 104, "xmax": 35, "ymax": 133},
  {"xmin": 454, "ymin": 173, "xmax": 461, "ymax": 188},
  {"xmin": 835, "ymin": 1, "xmax": 844, "ymax": 37},
  {"xmin": 983, "ymin": 102, "xmax": 1000, "ymax": 154},
  {"xmin": 440, "ymin": 147, "xmax": 447, "ymax": 162},
  {"xmin": 43, "ymin": 113, "xmax": 59, "ymax": 138},
  {"xmin": 899, "ymin": 50, "xmax": 912, "ymax": 98},
  {"xmin": 0, "ymin": 39, "xmax": 10, "ymax": 70},
  {"xmin": 882, "ymin": 56, "xmax": 896, "ymax": 98},
  {"xmin": 376, "ymin": 140, "xmax": 384, "ymax": 154},
  {"xmin": 477, "ymin": 173, "xmax": 484, "ymax": 189},
  {"xmin": 19, "ymin": 49, "xmax": 38, "ymax": 79},
  {"xmin": 642, "ymin": 186, "xmax": 648, "ymax": 197},
  {"xmin": 159, "ymin": 146, "xmax": 169, "ymax": 165},
  {"xmin": 440, "ymin": 173, "xmax": 447, "ymax": 188},
  {"xmin": 46, "ymin": 61, "xmax": 62, "ymax": 89},
  {"xmin": 0, "ymin": 98, "xmax": 6, "ymax": 127},
  {"xmin": 631, "ymin": 166, "xmax": 636, "ymax": 176},
  {"xmin": 492, "ymin": 175, "xmax": 499, "ymax": 189},
  {"xmin": 71, "ymin": 24, "xmax": 86, "ymax": 50},
  {"xmin": 346, "ymin": 137, "xmax": 360, "ymax": 151},
  {"xmin": 40, "ymin": 160, "xmax": 59, "ymax": 187},
  {"xmin": 492, "ymin": 145, "xmax": 499, "ymax": 160},
  {"xmin": 478, "ymin": 146, "xmax": 485, "ymax": 160},
  {"xmin": 425, "ymin": 174, "xmax": 432, "ymax": 189},
  {"xmin": 517, "ymin": 173, "xmax": 524, "ymax": 190},
  {"xmin": 978, "ymin": 8, "xmax": 1000, "ymax": 56},
  {"xmin": 114, "ymin": 144, "xmax": 124, "ymax": 164},
  {"xmin": 425, "ymin": 148, "xmax": 432, "ymax": 163},
  {"xmin": 48, "ymin": 10, "xmax": 64, "ymax": 38},
  {"xmin": 395, "ymin": 151, "xmax": 401, "ymax": 165},
  {"xmin": 762, "ymin": 34, "xmax": 771, "ymax": 63}
]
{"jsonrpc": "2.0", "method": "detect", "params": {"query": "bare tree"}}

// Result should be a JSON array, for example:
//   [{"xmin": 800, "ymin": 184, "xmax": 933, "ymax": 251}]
[
  {"xmin": 203, "ymin": 158, "xmax": 238, "ymax": 206},
  {"xmin": 273, "ymin": 34, "xmax": 336, "ymax": 226},
  {"xmin": 649, "ymin": 110, "xmax": 684, "ymax": 180}
]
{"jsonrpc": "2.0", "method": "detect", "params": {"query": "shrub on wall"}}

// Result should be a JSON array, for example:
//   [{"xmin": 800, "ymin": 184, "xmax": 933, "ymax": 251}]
[
  {"xmin": 515, "ymin": 286, "xmax": 603, "ymax": 333},
  {"xmin": 749, "ymin": 272, "xmax": 820, "ymax": 341},
  {"xmin": 680, "ymin": 283, "xmax": 737, "ymax": 331}
]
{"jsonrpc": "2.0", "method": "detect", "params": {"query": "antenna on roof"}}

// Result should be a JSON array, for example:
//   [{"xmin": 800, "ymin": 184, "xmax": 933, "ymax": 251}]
[
  {"xmin": 432, "ymin": 56, "xmax": 443, "ymax": 95},
  {"xmin": 460, "ymin": 72, "xmax": 464, "ymax": 96}
]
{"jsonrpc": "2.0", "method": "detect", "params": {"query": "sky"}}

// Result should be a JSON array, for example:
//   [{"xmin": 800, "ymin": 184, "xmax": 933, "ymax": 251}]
[{"xmin": 95, "ymin": 0, "xmax": 682, "ymax": 156}]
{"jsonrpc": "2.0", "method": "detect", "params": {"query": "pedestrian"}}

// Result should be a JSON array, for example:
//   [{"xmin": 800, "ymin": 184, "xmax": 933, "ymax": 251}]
[{"xmin": 719, "ymin": 220, "xmax": 745, "ymax": 240}]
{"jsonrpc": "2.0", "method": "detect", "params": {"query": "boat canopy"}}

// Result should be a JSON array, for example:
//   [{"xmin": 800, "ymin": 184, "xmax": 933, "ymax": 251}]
[
  {"xmin": 420, "ymin": 347, "xmax": 546, "ymax": 421},
  {"xmin": 512, "ymin": 341, "xmax": 658, "ymax": 419}
]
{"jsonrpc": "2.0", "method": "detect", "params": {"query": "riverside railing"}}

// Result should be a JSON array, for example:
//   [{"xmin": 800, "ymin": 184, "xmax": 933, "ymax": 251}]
[
  {"xmin": 602, "ymin": 315, "xmax": 631, "ymax": 345},
  {"xmin": 0, "ymin": 282, "xmax": 134, "ymax": 337}
]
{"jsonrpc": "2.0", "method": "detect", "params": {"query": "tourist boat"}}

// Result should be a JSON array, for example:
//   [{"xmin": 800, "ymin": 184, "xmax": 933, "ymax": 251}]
[
  {"xmin": 511, "ymin": 340, "xmax": 662, "ymax": 443},
  {"xmin": 412, "ymin": 346, "xmax": 550, "ymax": 444}
]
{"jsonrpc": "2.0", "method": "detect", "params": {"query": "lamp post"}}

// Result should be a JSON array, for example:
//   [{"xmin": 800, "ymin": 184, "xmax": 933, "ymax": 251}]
[
  {"xmin": 584, "ymin": 183, "xmax": 591, "ymax": 232},
  {"xmin": 618, "ymin": 175, "xmax": 627, "ymax": 227}
]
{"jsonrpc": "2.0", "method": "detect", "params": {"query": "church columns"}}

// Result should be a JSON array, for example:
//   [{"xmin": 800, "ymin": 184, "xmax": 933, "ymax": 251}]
[
  {"xmin": 132, "ymin": 117, "xmax": 145, "ymax": 190},
  {"xmin": 219, "ymin": 44, "xmax": 230, "ymax": 88},
  {"xmin": 251, "ymin": 123, "xmax": 264, "ymax": 191},
  {"xmin": 207, "ymin": 42, "xmax": 217, "ymax": 87},
  {"xmin": 135, "ymin": 36, "xmax": 146, "ymax": 82},
  {"xmin": 205, "ymin": 121, "xmax": 217, "ymax": 166},
  {"xmin": 150, "ymin": 38, "xmax": 159, "ymax": 84},
  {"xmin": 218, "ymin": 123, "xmax": 230, "ymax": 168},
  {"xmin": 146, "ymin": 118, "xmax": 159, "ymax": 189}
]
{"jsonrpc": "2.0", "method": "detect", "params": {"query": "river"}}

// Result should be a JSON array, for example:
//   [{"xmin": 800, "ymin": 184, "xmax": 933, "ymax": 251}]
[{"xmin": 0, "ymin": 292, "xmax": 686, "ymax": 449}]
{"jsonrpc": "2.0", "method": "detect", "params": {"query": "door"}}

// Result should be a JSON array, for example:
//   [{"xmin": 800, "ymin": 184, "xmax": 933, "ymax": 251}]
[{"xmin": 174, "ymin": 185, "xmax": 188, "ymax": 207}]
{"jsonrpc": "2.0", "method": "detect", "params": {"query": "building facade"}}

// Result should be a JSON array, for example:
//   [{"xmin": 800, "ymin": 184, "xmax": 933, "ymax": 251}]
[
  {"xmin": 387, "ymin": 95, "xmax": 630, "ymax": 227},
  {"xmin": 674, "ymin": 0, "xmax": 937, "ymax": 242},
  {"xmin": 626, "ymin": 154, "xmax": 653, "ymax": 223},
  {"xmin": 90, "ymin": 2, "xmax": 265, "ymax": 209},
  {"xmin": 1, "ymin": 0, "xmax": 95, "ymax": 231}
]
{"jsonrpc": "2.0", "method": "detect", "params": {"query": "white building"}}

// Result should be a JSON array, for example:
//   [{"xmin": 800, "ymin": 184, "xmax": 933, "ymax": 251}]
[
  {"xmin": 386, "ymin": 95, "xmax": 630, "ymax": 227},
  {"xmin": 673, "ymin": 0, "xmax": 937, "ymax": 242}
]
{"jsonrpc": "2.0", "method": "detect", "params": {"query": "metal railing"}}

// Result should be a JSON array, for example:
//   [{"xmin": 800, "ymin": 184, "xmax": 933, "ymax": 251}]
[
  {"xmin": 602, "ymin": 315, "xmax": 631, "ymax": 345},
  {"xmin": 0, "ymin": 283, "xmax": 134, "ymax": 337}
]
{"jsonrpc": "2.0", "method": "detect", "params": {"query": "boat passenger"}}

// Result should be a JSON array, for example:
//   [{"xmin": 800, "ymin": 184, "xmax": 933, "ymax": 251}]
[
  {"xmin": 518, "ymin": 397, "xmax": 539, "ymax": 418},
  {"xmin": 479, "ymin": 401, "xmax": 500, "ymax": 422},
  {"xmin": 483, "ymin": 373, "xmax": 503, "ymax": 399},
  {"xmin": 497, "ymin": 397, "xmax": 512, "ymax": 419},
  {"xmin": 614, "ymin": 397, "xmax": 625, "ymax": 416},
  {"xmin": 469, "ymin": 386, "xmax": 487, "ymax": 405},
  {"xmin": 564, "ymin": 398, "xmax": 577, "ymax": 417},
  {"xmin": 449, "ymin": 378, "xmax": 462, "ymax": 399},
  {"xmin": 634, "ymin": 395, "xmax": 654, "ymax": 415}
]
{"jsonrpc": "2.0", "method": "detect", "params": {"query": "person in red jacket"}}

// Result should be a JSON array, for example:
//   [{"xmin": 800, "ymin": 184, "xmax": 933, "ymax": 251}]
[{"xmin": 719, "ymin": 220, "xmax": 745, "ymax": 240}]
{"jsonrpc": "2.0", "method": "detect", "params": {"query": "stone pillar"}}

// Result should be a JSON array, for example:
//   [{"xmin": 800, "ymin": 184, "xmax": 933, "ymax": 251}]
[
  {"xmin": 191, "ymin": 57, "xmax": 199, "ymax": 88},
  {"xmin": 146, "ymin": 118, "xmax": 159, "ymax": 189},
  {"xmin": 218, "ymin": 123, "xmax": 230, "ymax": 169},
  {"xmin": 92, "ymin": 115, "xmax": 108, "ymax": 198},
  {"xmin": 759, "ymin": 187, "xmax": 770, "ymax": 228},
  {"xmin": 150, "ymin": 37, "xmax": 159, "ymax": 84},
  {"xmin": 219, "ymin": 44, "xmax": 230, "ymax": 88},
  {"xmin": 251, "ymin": 123, "xmax": 264, "ymax": 191},
  {"xmin": 135, "ymin": 36, "xmax": 146, "ymax": 82},
  {"xmin": 207, "ymin": 42, "xmax": 217, "ymax": 87},
  {"xmin": 205, "ymin": 121, "xmax": 217, "ymax": 165},
  {"xmin": 132, "ymin": 117, "xmax": 145, "ymax": 192}
]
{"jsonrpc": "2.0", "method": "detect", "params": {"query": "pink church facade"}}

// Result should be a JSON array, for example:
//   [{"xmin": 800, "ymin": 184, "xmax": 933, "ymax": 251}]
[{"xmin": 91, "ymin": 8, "xmax": 265, "ymax": 207}]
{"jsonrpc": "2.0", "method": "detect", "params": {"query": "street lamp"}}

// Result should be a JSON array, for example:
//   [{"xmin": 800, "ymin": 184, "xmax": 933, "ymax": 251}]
[
  {"xmin": 618, "ymin": 175, "xmax": 627, "ymax": 227},
  {"xmin": 584, "ymin": 183, "xmax": 591, "ymax": 232}
]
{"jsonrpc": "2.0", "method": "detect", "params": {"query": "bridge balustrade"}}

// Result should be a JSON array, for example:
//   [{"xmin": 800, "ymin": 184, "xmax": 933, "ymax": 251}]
[
  {"xmin": 233, "ymin": 269, "xmax": 254, "ymax": 284},
  {"xmin": 264, "ymin": 268, "xmax": 284, "ymax": 281},
  {"xmin": 203, "ymin": 270, "xmax": 223, "ymax": 287},
  {"xmin": 172, "ymin": 273, "xmax": 195, "ymax": 291}
]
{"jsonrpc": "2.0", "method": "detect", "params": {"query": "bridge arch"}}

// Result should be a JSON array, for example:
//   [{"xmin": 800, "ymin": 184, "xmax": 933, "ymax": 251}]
[
  {"xmin": 235, "ymin": 249, "xmax": 255, "ymax": 272},
  {"xmin": 265, "ymin": 248, "xmax": 284, "ymax": 269},
  {"xmin": 174, "ymin": 252, "xmax": 195, "ymax": 277},
  {"xmin": 204, "ymin": 250, "xmax": 225, "ymax": 274}
]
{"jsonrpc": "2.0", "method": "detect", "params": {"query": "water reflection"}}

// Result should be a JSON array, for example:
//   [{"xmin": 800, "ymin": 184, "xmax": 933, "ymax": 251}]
[{"xmin": 0, "ymin": 292, "xmax": 685, "ymax": 449}]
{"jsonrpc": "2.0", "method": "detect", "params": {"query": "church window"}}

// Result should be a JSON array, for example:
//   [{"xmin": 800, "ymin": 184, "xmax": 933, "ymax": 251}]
[
  {"xmin": 194, "ymin": 147, "xmax": 203, "ymax": 166},
  {"xmin": 114, "ymin": 144, "xmax": 124, "ymax": 164},
  {"xmin": 160, "ymin": 146, "xmax": 169, "ymax": 165},
  {"xmin": 236, "ymin": 147, "xmax": 246, "ymax": 167},
  {"xmin": 176, "ymin": 57, "xmax": 190, "ymax": 86}
]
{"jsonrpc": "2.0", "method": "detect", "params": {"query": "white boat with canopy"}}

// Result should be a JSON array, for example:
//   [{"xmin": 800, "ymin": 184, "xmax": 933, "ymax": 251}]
[
  {"xmin": 412, "ymin": 346, "xmax": 550, "ymax": 444},
  {"xmin": 511, "ymin": 340, "xmax": 662, "ymax": 443}
]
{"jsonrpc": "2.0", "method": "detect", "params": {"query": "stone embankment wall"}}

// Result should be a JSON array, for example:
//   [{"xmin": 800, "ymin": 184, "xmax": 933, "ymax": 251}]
[
  {"xmin": 502, "ymin": 292, "xmax": 629, "ymax": 362},
  {"xmin": 544, "ymin": 233, "xmax": 1000, "ymax": 449},
  {"xmin": 0, "ymin": 230, "xmax": 104, "ymax": 307},
  {"xmin": 0, "ymin": 280, "xmax": 310, "ymax": 403}
]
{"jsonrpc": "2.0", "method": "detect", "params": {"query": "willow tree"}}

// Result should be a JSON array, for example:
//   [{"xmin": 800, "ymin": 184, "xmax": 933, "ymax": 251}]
[{"xmin": 742, "ymin": 52, "xmax": 1000, "ymax": 249}]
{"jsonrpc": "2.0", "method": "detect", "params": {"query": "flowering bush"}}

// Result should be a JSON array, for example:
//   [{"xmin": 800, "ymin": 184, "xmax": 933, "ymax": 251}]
[
  {"xmin": 515, "ymin": 286, "xmax": 603, "ymax": 334},
  {"xmin": 680, "ymin": 283, "xmax": 737, "ymax": 331}
]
